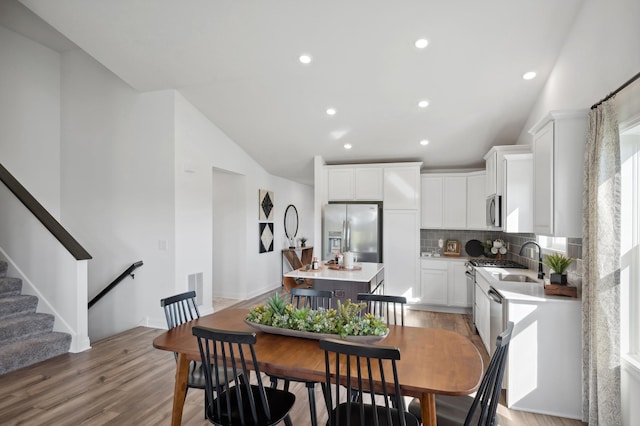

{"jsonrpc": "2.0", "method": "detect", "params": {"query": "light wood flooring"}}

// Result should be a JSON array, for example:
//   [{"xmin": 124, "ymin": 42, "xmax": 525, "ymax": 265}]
[{"xmin": 0, "ymin": 289, "xmax": 585, "ymax": 425}]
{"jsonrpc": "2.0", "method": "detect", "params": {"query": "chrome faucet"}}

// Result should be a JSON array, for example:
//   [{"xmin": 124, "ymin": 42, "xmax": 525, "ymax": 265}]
[{"xmin": 519, "ymin": 241, "xmax": 545, "ymax": 280}]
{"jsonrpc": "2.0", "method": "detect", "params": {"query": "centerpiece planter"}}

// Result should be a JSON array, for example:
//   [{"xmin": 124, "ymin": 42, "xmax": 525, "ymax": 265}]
[
  {"xmin": 245, "ymin": 293, "xmax": 389, "ymax": 343},
  {"xmin": 542, "ymin": 253, "xmax": 574, "ymax": 285}
]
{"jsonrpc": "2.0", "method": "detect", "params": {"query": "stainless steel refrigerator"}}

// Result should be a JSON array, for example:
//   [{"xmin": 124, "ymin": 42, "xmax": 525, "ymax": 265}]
[{"xmin": 322, "ymin": 203, "xmax": 382, "ymax": 262}]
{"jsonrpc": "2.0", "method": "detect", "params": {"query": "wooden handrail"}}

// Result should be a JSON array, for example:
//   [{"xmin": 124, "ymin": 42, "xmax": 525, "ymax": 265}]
[{"xmin": 0, "ymin": 163, "xmax": 91, "ymax": 260}]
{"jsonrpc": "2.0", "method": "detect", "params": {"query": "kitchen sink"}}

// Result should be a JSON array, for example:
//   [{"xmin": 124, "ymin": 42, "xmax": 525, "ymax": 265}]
[{"xmin": 493, "ymin": 274, "xmax": 538, "ymax": 283}]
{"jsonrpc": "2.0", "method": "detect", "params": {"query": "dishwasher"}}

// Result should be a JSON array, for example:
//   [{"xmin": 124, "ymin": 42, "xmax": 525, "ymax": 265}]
[{"xmin": 487, "ymin": 287, "xmax": 504, "ymax": 357}]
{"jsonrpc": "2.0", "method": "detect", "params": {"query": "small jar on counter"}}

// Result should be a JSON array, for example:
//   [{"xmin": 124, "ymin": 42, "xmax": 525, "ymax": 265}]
[{"xmin": 312, "ymin": 257, "xmax": 319, "ymax": 270}]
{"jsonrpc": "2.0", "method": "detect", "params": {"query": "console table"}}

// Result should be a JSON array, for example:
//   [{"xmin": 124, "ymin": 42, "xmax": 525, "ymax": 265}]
[{"xmin": 281, "ymin": 246, "xmax": 314, "ymax": 288}]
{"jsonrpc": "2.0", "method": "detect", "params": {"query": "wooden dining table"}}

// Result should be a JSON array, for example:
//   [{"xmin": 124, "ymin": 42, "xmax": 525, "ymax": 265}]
[{"xmin": 152, "ymin": 308, "xmax": 483, "ymax": 426}]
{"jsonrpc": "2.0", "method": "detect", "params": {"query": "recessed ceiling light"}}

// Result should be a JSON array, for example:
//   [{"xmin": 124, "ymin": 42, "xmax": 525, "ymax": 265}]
[
  {"xmin": 418, "ymin": 100, "xmax": 429, "ymax": 108},
  {"xmin": 326, "ymin": 108, "xmax": 337, "ymax": 116},
  {"xmin": 420, "ymin": 139, "xmax": 429, "ymax": 146},
  {"xmin": 414, "ymin": 38, "xmax": 429, "ymax": 49},
  {"xmin": 344, "ymin": 144, "xmax": 352, "ymax": 150},
  {"xmin": 522, "ymin": 71, "xmax": 537, "ymax": 80},
  {"xmin": 299, "ymin": 54, "xmax": 312, "ymax": 64}
]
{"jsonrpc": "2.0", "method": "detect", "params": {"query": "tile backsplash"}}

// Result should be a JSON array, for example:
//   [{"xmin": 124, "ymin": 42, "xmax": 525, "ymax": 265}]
[{"xmin": 420, "ymin": 229, "xmax": 583, "ymax": 289}]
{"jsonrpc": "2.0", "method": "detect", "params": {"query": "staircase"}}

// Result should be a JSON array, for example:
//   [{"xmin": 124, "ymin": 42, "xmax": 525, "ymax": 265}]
[{"xmin": 0, "ymin": 260, "xmax": 71, "ymax": 375}]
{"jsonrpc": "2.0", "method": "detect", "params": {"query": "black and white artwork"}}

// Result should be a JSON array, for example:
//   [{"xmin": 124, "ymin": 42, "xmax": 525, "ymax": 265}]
[
  {"xmin": 259, "ymin": 222, "xmax": 274, "ymax": 253},
  {"xmin": 259, "ymin": 189, "xmax": 274, "ymax": 221}
]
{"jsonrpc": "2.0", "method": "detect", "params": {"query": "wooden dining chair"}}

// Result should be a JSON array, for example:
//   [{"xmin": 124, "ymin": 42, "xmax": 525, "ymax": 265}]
[
  {"xmin": 408, "ymin": 321, "xmax": 515, "ymax": 426},
  {"xmin": 320, "ymin": 338, "xmax": 419, "ymax": 426},
  {"xmin": 357, "ymin": 293, "xmax": 407, "ymax": 326},
  {"xmin": 161, "ymin": 291, "xmax": 240, "ymax": 418},
  {"xmin": 192, "ymin": 326, "xmax": 295, "ymax": 426},
  {"xmin": 268, "ymin": 288, "xmax": 334, "ymax": 426}
]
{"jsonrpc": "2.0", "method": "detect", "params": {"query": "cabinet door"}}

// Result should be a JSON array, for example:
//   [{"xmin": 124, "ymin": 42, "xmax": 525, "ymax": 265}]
[
  {"xmin": 355, "ymin": 167, "xmax": 383, "ymax": 200},
  {"xmin": 504, "ymin": 154, "xmax": 533, "ymax": 233},
  {"xmin": 383, "ymin": 210, "xmax": 420, "ymax": 300},
  {"xmin": 533, "ymin": 121, "xmax": 554, "ymax": 235},
  {"xmin": 443, "ymin": 176, "xmax": 467, "ymax": 228},
  {"xmin": 421, "ymin": 267, "xmax": 448, "ymax": 305},
  {"xmin": 449, "ymin": 262, "xmax": 470, "ymax": 307},
  {"xmin": 475, "ymin": 283, "xmax": 491, "ymax": 353},
  {"xmin": 466, "ymin": 172, "xmax": 487, "ymax": 230},
  {"xmin": 384, "ymin": 166, "xmax": 420, "ymax": 209},
  {"xmin": 485, "ymin": 151, "xmax": 497, "ymax": 196},
  {"xmin": 327, "ymin": 168, "xmax": 354, "ymax": 201},
  {"xmin": 420, "ymin": 176, "xmax": 443, "ymax": 228}
]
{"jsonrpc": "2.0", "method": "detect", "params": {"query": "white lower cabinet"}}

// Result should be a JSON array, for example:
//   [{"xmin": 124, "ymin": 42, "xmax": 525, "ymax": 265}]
[
  {"xmin": 383, "ymin": 210, "xmax": 420, "ymax": 300},
  {"xmin": 420, "ymin": 260, "xmax": 448, "ymax": 305},
  {"xmin": 420, "ymin": 259, "xmax": 470, "ymax": 308}
]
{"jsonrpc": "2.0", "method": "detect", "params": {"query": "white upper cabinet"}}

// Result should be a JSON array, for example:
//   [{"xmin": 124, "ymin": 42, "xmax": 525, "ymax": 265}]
[
  {"xmin": 529, "ymin": 111, "xmax": 588, "ymax": 237},
  {"xmin": 485, "ymin": 151, "xmax": 497, "ymax": 196},
  {"xmin": 383, "ymin": 165, "xmax": 421, "ymax": 209},
  {"xmin": 503, "ymin": 153, "xmax": 533, "ymax": 233},
  {"xmin": 421, "ymin": 171, "xmax": 485, "ymax": 230},
  {"xmin": 354, "ymin": 167, "xmax": 383, "ymax": 200},
  {"xmin": 466, "ymin": 171, "xmax": 487, "ymax": 230},
  {"xmin": 420, "ymin": 176, "xmax": 444, "ymax": 228},
  {"xmin": 327, "ymin": 166, "xmax": 383, "ymax": 201},
  {"xmin": 484, "ymin": 145, "xmax": 531, "ymax": 197},
  {"xmin": 443, "ymin": 176, "xmax": 467, "ymax": 229}
]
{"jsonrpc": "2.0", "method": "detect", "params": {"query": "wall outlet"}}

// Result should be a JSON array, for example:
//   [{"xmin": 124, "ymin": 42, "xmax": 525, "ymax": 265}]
[{"xmin": 335, "ymin": 290, "xmax": 345, "ymax": 297}]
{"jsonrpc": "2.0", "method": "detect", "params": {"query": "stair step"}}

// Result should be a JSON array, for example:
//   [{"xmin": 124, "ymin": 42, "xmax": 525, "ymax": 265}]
[
  {"xmin": 0, "ymin": 260, "xmax": 6, "ymax": 278},
  {"xmin": 0, "ymin": 313, "xmax": 55, "ymax": 345},
  {"xmin": 0, "ymin": 295, "xmax": 38, "ymax": 320},
  {"xmin": 0, "ymin": 332, "xmax": 71, "ymax": 375},
  {"xmin": 0, "ymin": 277, "xmax": 22, "ymax": 298}
]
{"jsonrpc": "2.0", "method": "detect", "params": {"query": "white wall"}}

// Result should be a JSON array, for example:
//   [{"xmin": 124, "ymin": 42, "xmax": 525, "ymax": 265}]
[
  {"xmin": 61, "ymin": 49, "xmax": 176, "ymax": 339},
  {"xmin": 174, "ymin": 92, "xmax": 314, "ymax": 301},
  {"xmin": 517, "ymin": 0, "xmax": 640, "ymax": 144},
  {"xmin": 0, "ymin": 25, "xmax": 61, "ymax": 217}
]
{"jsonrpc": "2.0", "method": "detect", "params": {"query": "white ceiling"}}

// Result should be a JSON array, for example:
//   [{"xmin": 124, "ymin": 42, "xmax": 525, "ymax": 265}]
[{"xmin": 16, "ymin": 0, "xmax": 585, "ymax": 185}]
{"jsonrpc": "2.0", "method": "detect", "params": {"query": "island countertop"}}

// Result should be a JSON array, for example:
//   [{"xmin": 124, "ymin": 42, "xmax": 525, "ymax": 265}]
[{"xmin": 283, "ymin": 262, "xmax": 384, "ymax": 283}]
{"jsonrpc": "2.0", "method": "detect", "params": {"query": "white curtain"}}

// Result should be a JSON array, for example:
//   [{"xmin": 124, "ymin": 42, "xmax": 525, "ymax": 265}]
[{"xmin": 582, "ymin": 99, "xmax": 622, "ymax": 425}]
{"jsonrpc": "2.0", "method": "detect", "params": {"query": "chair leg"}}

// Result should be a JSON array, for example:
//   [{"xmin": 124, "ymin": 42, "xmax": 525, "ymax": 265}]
[
  {"xmin": 270, "ymin": 376, "xmax": 278, "ymax": 389},
  {"xmin": 283, "ymin": 379, "xmax": 291, "ymax": 392},
  {"xmin": 305, "ymin": 382, "xmax": 318, "ymax": 426},
  {"xmin": 283, "ymin": 414, "xmax": 293, "ymax": 426}
]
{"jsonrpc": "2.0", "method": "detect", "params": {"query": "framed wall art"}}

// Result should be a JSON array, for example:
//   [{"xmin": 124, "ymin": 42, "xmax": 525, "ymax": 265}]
[
  {"xmin": 259, "ymin": 222, "xmax": 274, "ymax": 253},
  {"xmin": 259, "ymin": 189, "xmax": 274, "ymax": 221}
]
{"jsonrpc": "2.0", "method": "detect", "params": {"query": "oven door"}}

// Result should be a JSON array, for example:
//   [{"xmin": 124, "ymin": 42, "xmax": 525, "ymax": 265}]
[{"xmin": 486, "ymin": 194, "xmax": 501, "ymax": 227}]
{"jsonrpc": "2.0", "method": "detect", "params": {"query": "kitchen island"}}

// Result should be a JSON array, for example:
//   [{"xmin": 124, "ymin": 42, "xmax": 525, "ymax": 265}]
[{"xmin": 283, "ymin": 262, "xmax": 384, "ymax": 306}]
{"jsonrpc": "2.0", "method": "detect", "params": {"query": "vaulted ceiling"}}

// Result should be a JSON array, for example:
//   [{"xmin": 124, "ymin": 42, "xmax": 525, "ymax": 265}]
[{"xmin": 14, "ymin": 0, "xmax": 585, "ymax": 185}]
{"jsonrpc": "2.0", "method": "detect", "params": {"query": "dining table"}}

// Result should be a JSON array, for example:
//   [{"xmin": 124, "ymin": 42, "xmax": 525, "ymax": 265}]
[{"xmin": 152, "ymin": 308, "xmax": 483, "ymax": 426}]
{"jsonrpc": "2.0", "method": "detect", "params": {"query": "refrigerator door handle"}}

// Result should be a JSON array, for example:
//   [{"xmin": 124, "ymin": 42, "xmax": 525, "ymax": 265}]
[
  {"xmin": 345, "ymin": 220, "xmax": 351, "ymax": 251},
  {"xmin": 342, "ymin": 220, "xmax": 347, "ymax": 253}
]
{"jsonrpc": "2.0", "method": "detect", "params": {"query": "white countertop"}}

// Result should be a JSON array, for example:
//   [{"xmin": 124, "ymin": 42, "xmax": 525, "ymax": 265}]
[
  {"xmin": 475, "ymin": 267, "xmax": 580, "ymax": 303},
  {"xmin": 283, "ymin": 262, "xmax": 383, "ymax": 283}
]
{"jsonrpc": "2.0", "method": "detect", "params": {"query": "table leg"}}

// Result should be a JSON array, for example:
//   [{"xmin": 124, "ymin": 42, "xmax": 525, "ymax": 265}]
[
  {"xmin": 171, "ymin": 353, "xmax": 189, "ymax": 426},
  {"xmin": 420, "ymin": 392, "xmax": 437, "ymax": 426}
]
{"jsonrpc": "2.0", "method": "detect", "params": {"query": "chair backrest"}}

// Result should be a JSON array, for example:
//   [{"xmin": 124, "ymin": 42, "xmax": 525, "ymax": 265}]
[
  {"xmin": 465, "ymin": 321, "xmax": 514, "ymax": 426},
  {"xmin": 357, "ymin": 293, "xmax": 407, "ymax": 326},
  {"xmin": 192, "ymin": 326, "xmax": 273, "ymax": 425},
  {"xmin": 160, "ymin": 291, "xmax": 200, "ymax": 329},
  {"xmin": 289, "ymin": 288, "xmax": 334, "ymax": 309},
  {"xmin": 320, "ymin": 338, "xmax": 411, "ymax": 426}
]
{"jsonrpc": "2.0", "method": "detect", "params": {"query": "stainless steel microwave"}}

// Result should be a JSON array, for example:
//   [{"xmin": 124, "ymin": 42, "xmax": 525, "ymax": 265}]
[{"xmin": 486, "ymin": 194, "xmax": 501, "ymax": 227}]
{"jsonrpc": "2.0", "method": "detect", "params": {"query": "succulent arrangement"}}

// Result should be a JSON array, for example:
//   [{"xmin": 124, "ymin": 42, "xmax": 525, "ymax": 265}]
[
  {"xmin": 298, "ymin": 236, "xmax": 308, "ymax": 246},
  {"xmin": 542, "ymin": 253, "xmax": 574, "ymax": 275},
  {"xmin": 246, "ymin": 293, "xmax": 388, "ymax": 338}
]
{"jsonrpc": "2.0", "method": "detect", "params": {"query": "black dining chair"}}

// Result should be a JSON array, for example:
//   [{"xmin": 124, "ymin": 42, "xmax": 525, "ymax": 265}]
[
  {"xmin": 320, "ymin": 338, "xmax": 419, "ymax": 426},
  {"xmin": 357, "ymin": 293, "xmax": 407, "ymax": 326},
  {"xmin": 268, "ymin": 288, "xmax": 333, "ymax": 426},
  {"xmin": 408, "ymin": 321, "xmax": 515, "ymax": 426},
  {"xmin": 192, "ymin": 326, "xmax": 296, "ymax": 426},
  {"xmin": 161, "ymin": 291, "xmax": 241, "ymax": 418}
]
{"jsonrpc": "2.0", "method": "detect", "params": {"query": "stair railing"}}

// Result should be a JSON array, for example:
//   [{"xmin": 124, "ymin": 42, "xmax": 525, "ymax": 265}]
[
  {"xmin": 88, "ymin": 261, "xmax": 143, "ymax": 309},
  {"xmin": 0, "ymin": 164, "xmax": 91, "ymax": 260}
]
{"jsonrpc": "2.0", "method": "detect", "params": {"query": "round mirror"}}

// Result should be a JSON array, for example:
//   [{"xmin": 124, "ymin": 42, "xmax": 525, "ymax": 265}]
[{"xmin": 284, "ymin": 204, "xmax": 299, "ymax": 239}]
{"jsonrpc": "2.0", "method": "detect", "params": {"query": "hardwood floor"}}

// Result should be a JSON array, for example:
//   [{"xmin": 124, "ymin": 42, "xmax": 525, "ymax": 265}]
[{"xmin": 0, "ymin": 289, "xmax": 585, "ymax": 425}]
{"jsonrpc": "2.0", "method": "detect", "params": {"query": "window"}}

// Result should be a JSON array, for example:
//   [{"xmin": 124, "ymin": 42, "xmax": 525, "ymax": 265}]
[
  {"xmin": 536, "ymin": 235, "xmax": 567, "ymax": 253},
  {"xmin": 621, "ymin": 119, "xmax": 640, "ymax": 362}
]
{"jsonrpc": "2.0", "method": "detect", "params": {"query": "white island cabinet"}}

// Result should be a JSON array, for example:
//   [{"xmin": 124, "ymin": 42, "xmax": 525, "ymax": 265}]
[{"xmin": 475, "ymin": 267, "xmax": 582, "ymax": 420}]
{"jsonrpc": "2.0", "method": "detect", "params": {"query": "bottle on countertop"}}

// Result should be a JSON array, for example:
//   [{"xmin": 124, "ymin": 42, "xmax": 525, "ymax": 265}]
[{"xmin": 312, "ymin": 257, "xmax": 319, "ymax": 270}]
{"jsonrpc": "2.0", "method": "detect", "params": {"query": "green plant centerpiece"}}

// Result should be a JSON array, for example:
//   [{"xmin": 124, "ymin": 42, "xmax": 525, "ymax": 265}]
[
  {"xmin": 245, "ymin": 292, "xmax": 388, "ymax": 341},
  {"xmin": 542, "ymin": 253, "xmax": 574, "ymax": 285},
  {"xmin": 298, "ymin": 236, "xmax": 308, "ymax": 247}
]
